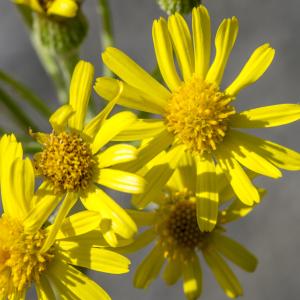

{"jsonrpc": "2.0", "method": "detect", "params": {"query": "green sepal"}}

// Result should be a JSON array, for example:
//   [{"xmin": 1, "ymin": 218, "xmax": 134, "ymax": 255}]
[
  {"xmin": 157, "ymin": 0, "xmax": 202, "ymax": 15},
  {"xmin": 35, "ymin": 12, "xmax": 88, "ymax": 53}
]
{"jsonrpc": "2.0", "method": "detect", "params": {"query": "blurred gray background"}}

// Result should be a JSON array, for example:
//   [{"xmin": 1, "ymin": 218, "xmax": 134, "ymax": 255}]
[{"xmin": 1, "ymin": 0, "xmax": 300, "ymax": 299}]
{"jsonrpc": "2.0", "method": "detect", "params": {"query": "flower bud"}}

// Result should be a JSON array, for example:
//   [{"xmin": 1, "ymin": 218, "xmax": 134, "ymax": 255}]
[
  {"xmin": 157, "ymin": 0, "xmax": 202, "ymax": 15},
  {"xmin": 35, "ymin": 12, "xmax": 88, "ymax": 53}
]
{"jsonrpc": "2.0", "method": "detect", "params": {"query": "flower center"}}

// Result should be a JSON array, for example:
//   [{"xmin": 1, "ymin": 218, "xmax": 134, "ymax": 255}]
[
  {"xmin": 157, "ymin": 190, "xmax": 209, "ymax": 260},
  {"xmin": 34, "ymin": 131, "xmax": 95, "ymax": 193},
  {"xmin": 166, "ymin": 200, "xmax": 202, "ymax": 248},
  {"xmin": 0, "ymin": 215, "xmax": 54, "ymax": 297},
  {"xmin": 165, "ymin": 76, "xmax": 235, "ymax": 154}
]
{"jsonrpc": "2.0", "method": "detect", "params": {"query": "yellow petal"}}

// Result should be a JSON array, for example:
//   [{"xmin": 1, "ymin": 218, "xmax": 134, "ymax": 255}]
[
  {"xmin": 31, "ymin": 181, "xmax": 54, "ymax": 205},
  {"xmin": 68, "ymin": 61, "xmax": 94, "ymax": 131},
  {"xmin": 203, "ymin": 248, "xmax": 243, "ymax": 298},
  {"xmin": 41, "ymin": 192, "xmax": 77, "ymax": 253},
  {"xmin": 183, "ymin": 255, "xmax": 202, "ymax": 300},
  {"xmin": 94, "ymin": 77, "xmax": 166, "ymax": 115},
  {"xmin": 222, "ymin": 132, "xmax": 282, "ymax": 179},
  {"xmin": 113, "ymin": 119, "xmax": 165, "ymax": 142},
  {"xmin": 81, "ymin": 188, "xmax": 137, "ymax": 240},
  {"xmin": 57, "ymin": 230, "xmax": 108, "ymax": 248},
  {"xmin": 226, "ymin": 44, "xmax": 275, "ymax": 96},
  {"xmin": 48, "ymin": 261, "xmax": 111, "ymax": 300},
  {"xmin": 102, "ymin": 47, "xmax": 170, "ymax": 107},
  {"xmin": 95, "ymin": 168, "xmax": 145, "ymax": 194},
  {"xmin": 96, "ymin": 144, "xmax": 137, "ymax": 168},
  {"xmin": 57, "ymin": 246, "xmax": 130, "ymax": 274},
  {"xmin": 192, "ymin": 5, "xmax": 211, "ymax": 79},
  {"xmin": 168, "ymin": 13, "xmax": 194, "ymax": 81},
  {"xmin": 167, "ymin": 151, "xmax": 196, "ymax": 192},
  {"xmin": 163, "ymin": 259, "xmax": 182, "ymax": 285},
  {"xmin": 211, "ymin": 233, "xmax": 258, "ymax": 272},
  {"xmin": 196, "ymin": 155, "xmax": 219, "ymax": 232},
  {"xmin": 119, "ymin": 129, "xmax": 174, "ymax": 173},
  {"xmin": 101, "ymin": 225, "xmax": 118, "ymax": 247},
  {"xmin": 216, "ymin": 150, "xmax": 260, "ymax": 205},
  {"xmin": 23, "ymin": 192, "xmax": 61, "ymax": 233},
  {"xmin": 0, "ymin": 134, "xmax": 23, "ymax": 215},
  {"xmin": 49, "ymin": 104, "xmax": 74, "ymax": 132},
  {"xmin": 47, "ymin": 211, "xmax": 101, "ymax": 240},
  {"xmin": 91, "ymin": 111, "xmax": 137, "ymax": 154},
  {"xmin": 47, "ymin": 0, "xmax": 78, "ymax": 18},
  {"xmin": 132, "ymin": 144, "xmax": 185, "ymax": 209},
  {"xmin": 114, "ymin": 228, "xmax": 156, "ymax": 255},
  {"xmin": 6, "ymin": 158, "xmax": 34, "ymax": 219},
  {"xmin": 231, "ymin": 104, "xmax": 300, "ymax": 128},
  {"xmin": 127, "ymin": 210, "xmax": 157, "ymax": 227},
  {"xmin": 134, "ymin": 244, "xmax": 165, "ymax": 288},
  {"xmin": 35, "ymin": 275, "xmax": 55, "ymax": 300},
  {"xmin": 230, "ymin": 130, "xmax": 300, "ymax": 171},
  {"xmin": 220, "ymin": 189, "xmax": 266, "ymax": 224},
  {"xmin": 1, "ymin": 158, "xmax": 30, "ymax": 220},
  {"xmin": 152, "ymin": 18, "xmax": 181, "ymax": 90},
  {"xmin": 206, "ymin": 17, "xmax": 239, "ymax": 85}
]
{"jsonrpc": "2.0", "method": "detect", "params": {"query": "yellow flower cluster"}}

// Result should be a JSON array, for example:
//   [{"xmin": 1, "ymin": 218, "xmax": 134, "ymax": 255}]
[{"xmin": 1, "ymin": 4, "xmax": 300, "ymax": 300}]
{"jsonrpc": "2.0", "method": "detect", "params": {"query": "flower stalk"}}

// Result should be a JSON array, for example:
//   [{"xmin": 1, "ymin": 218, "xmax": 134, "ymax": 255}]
[{"xmin": 98, "ymin": 0, "xmax": 114, "ymax": 77}]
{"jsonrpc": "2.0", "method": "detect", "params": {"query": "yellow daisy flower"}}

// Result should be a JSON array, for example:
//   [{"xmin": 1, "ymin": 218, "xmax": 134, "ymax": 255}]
[
  {"xmin": 95, "ymin": 5, "xmax": 300, "ymax": 231},
  {"xmin": 0, "ymin": 134, "xmax": 131, "ymax": 300},
  {"xmin": 14, "ymin": 0, "xmax": 79, "ymax": 18},
  {"xmin": 120, "ymin": 153, "xmax": 261, "ymax": 299},
  {"xmin": 31, "ymin": 60, "xmax": 145, "ymax": 246}
]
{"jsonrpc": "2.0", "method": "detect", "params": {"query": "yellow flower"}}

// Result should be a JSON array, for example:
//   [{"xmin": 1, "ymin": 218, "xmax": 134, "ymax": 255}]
[
  {"xmin": 0, "ymin": 134, "xmax": 131, "ymax": 300},
  {"xmin": 95, "ymin": 5, "xmax": 300, "ymax": 231},
  {"xmin": 120, "ymin": 153, "xmax": 260, "ymax": 300},
  {"xmin": 32, "ymin": 60, "xmax": 145, "ymax": 246},
  {"xmin": 14, "ymin": 0, "xmax": 79, "ymax": 18}
]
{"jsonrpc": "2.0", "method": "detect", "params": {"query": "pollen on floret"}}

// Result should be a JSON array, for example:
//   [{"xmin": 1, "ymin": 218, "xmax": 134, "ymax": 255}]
[
  {"xmin": 0, "ymin": 215, "xmax": 54, "ymax": 298},
  {"xmin": 156, "ymin": 190, "xmax": 209, "ymax": 261},
  {"xmin": 165, "ymin": 76, "xmax": 235, "ymax": 155},
  {"xmin": 34, "ymin": 131, "xmax": 95, "ymax": 194}
]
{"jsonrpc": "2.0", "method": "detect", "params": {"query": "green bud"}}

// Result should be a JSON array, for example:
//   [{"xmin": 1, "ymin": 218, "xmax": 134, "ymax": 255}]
[
  {"xmin": 157, "ymin": 0, "xmax": 202, "ymax": 15},
  {"xmin": 34, "ymin": 12, "xmax": 88, "ymax": 53}
]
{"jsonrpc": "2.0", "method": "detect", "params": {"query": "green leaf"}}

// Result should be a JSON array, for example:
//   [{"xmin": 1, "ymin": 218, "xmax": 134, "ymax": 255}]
[
  {"xmin": 0, "ymin": 87, "xmax": 38, "ymax": 132},
  {"xmin": 0, "ymin": 70, "xmax": 51, "ymax": 118}
]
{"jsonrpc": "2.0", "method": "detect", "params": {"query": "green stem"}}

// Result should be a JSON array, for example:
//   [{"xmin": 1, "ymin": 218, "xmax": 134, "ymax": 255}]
[
  {"xmin": 98, "ymin": 0, "xmax": 114, "ymax": 77},
  {"xmin": 17, "ymin": 5, "xmax": 33, "ymax": 29},
  {"xmin": 0, "ymin": 70, "xmax": 51, "ymax": 118},
  {"xmin": 17, "ymin": 8, "xmax": 69, "ymax": 104},
  {"xmin": 0, "ymin": 87, "xmax": 38, "ymax": 132},
  {"xmin": 23, "ymin": 143, "xmax": 42, "ymax": 154},
  {"xmin": 31, "ymin": 20, "xmax": 69, "ymax": 104},
  {"xmin": 57, "ymin": 49, "xmax": 79, "ymax": 85}
]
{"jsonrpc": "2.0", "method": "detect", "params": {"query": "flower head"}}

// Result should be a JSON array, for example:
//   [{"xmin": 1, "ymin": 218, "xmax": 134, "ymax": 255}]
[
  {"xmin": 121, "ymin": 154, "xmax": 260, "ymax": 299},
  {"xmin": 0, "ymin": 134, "xmax": 131, "ymax": 299},
  {"xmin": 15, "ymin": 0, "xmax": 79, "ymax": 18},
  {"xmin": 95, "ymin": 5, "xmax": 300, "ymax": 232},
  {"xmin": 32, "ymin": 60, "xmax": 145, "ymax": 246}
]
